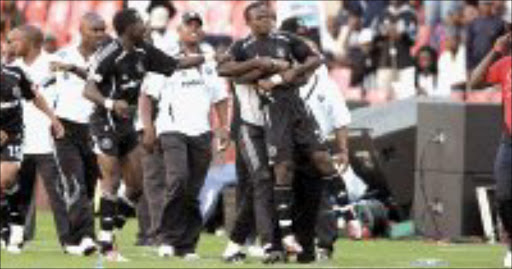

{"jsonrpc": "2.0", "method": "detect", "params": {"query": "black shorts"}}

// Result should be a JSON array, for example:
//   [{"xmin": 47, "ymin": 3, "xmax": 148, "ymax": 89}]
[
  {"xmin": 0, "ymin": 131, "xmax": 23, "ymax": 162},
  {"xmin": 90, "ymin": 112, "xmax": 139, "ymax": 158},
  {"xmin": 262, "ymin": 91, "xmax": 326, "ymax": 165}
]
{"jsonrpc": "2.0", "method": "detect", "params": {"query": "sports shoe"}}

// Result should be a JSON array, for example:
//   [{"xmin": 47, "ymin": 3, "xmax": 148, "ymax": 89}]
[
  {"xmin": 6, "ymin": 244, "xmax": 21, "ymax": 254},
  {"xmin": 1, "ymin": 239, "xmax": 6, "ymax": 250},
  {"xmin": 262, "ymin": 244, "xmax": 286, "ymax": 264},
  {"xmin": 64, "ymin": 245, "xmax": 85, "ymax": 256},
  {"xmin": 316, "ymin": 247, "xmax": 333, "ymax": 261},
  {"xmin": 247, "ymin": 244, "xmax": 265, "ymax": 258},
  {"xmin": 158, "ymin": 244, "xmax": 175, "ymax": 258},
  {"xmin": 98, "ymin": 231, "xmax": 114, "ymax": 254},
  {"xmin": 223, "ymin": 241, "xmax": 246, "ymax": 263},
  {"xmin": 282, "ymin": 235, "xmax": 303, "ymax": 255},
  {"xmin": 183, "ymin": 252, "xmax": 200, "ymax": 261},
  {"xmin": 504, "ymin": 250, "xmax": 511, "ymax": 268},
  {"xmin": 80, "ymin": 237, "xmax": 97, "ymax": 256},
  {"xmin": 6, "ymin": 225, "xmax": 24, "ymax": 254}
]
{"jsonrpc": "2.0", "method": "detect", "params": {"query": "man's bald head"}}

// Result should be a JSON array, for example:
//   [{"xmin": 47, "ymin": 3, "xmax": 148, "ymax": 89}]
[{"xmin": 79, "ymin": 12, "xmax": 106, "ymax": 49}]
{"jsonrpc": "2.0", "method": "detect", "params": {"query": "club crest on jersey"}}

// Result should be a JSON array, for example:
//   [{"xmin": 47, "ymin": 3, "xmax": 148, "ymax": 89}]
[
  {"xmin": 276, "ymin": 47, "xmax": 286, "ymax": 58},
  {"xmin": 136, "ymin": 61, "xmax": 145, "ymax": 73},
  {"xmin": 100, "ymin": 137, "xmax": 113, "ymax": 150},
  {"xmin": 12, "ymin": 86, "xmax": 21, "ymax": 98}
]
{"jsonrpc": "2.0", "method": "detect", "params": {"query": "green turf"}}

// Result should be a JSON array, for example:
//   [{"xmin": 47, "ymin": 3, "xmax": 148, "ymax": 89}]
[{"xmin": 0, "ymin": 211, "xmax": 506, "ymax": 268}]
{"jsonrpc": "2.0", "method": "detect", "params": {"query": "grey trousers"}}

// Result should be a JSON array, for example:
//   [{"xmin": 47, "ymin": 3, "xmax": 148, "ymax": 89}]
[
  {"xmin": 138, "ymin": 143, "xmax": 166, "ymax": 245},
  {"xmin": 158, "ymin": 132, "xmax": 212, "ymax": 254}
]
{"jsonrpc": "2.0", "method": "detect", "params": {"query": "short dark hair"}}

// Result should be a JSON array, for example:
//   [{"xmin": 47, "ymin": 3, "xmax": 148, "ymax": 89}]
[
  {"xmin": 244, "ymin": 1, "xmax": 267, "ymax": 22},
  {"xmin": 17, "ymin": 24, "xmax": 44, "ymax": 48},
  {"xmin": 113, "ymin": 8, "xmax": 141, "ymax": 36}
]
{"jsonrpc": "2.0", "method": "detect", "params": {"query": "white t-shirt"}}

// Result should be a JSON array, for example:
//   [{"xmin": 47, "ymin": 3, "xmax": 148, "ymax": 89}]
[
  {"xmin": 145, "ymin": 60, "xmax": 228, "ymax": 136},
  {"xmin": 300, "ymin": 65, "xmax": 352, "ymax": 140},
  {"xmin": 14, "ymin": 52, "xmax": 58, "ymax": 155},
  {"xmin": 53, "ymin": 45, "xmax": 95, "ymax": 124},
  {"xmin": 437, "ymin": 46, "xmax": 466, "ymax": 97}
]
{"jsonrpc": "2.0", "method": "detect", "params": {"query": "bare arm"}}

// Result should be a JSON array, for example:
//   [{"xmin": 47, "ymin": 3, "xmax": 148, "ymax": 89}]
[
  {"xmin": 139, "ymin": 92, "xmax": 154, "ymax": 131},
  {"xmin": 469, "ymin": 33, "xmax": 511, "ymax": 89},
  {"xmin": 83, "ymin": 80, "xmax": 107, "ymax": 107},
  {"xmin": 217, "ymin": 58, "xmax": 262, "ymax": 77},
  {"xmin": 214, "ymin": 98, "xmax": 230, "ymax": 151},
  {"xmin": 32, "ymin": 91, "xmax": 64, "ymax": 138},
  {"xmin": 176, "ymin": 55, "xmax": 206, "ymax": 70}
]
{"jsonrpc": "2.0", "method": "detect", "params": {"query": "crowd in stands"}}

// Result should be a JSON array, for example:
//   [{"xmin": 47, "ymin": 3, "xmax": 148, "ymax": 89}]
[{"xmin": 1, "ymin": 0, "xmax": 511, "ymax": 105}]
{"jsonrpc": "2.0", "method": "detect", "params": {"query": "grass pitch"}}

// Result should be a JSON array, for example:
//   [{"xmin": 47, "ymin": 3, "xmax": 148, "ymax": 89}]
[{"xmin": 0, "ymin": 211, "xmax": 506, "ymax": 268}]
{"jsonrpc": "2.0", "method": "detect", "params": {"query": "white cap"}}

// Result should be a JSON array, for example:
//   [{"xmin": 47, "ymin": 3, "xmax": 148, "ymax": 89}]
[
  {"xmin": 149, "ymin": 6, "xmax": 170, "ymax": 29},
  {"xmin": 358, "ymin": 28, "xmax": 374, "ymax": 45}
]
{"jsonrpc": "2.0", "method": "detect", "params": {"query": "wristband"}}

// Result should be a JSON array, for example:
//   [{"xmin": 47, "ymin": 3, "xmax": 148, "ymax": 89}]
[
  {"xmin": 204, "ymin": 53, "xmax": 215, "ymax": 62},
  {"xmin": 269, "ymin": 74, "xmax": 284, "ymax": 85},
  {"xmin": 104, "ymin": 99, "xmax": 115, "ymax": 110}
]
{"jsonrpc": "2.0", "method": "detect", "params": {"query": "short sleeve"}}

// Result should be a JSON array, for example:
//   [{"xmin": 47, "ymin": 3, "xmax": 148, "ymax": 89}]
[
  {"xmin": 486, "ymin": 57, "xmax": 508, "ymax": 84},
  {"xmin": 227, "ymin": 40, "xmax": 246, "ymax": 62},
  {"xmin": 88, "ymin": 42, "xmax": 118, "ymax": 83},
  {"xmin": 286, "ymin": 33, "xmax": 316, "ymax": 63},
  {"xmin": 18, "ymin": 68, "xmax": 36, "ymax": 101},
  {"xmin": 144, "ymin": 42, "xmax": 179, "ymax": 77},
  {"xmin": 204, "ymin": 63, "xmax": 228, "ymax": 103},
  {"xmin": 323, "ymin": 72, "xmax": 351, "ymax": 127},
  {"xmin": 142, "ymin": 72, "xmax": 166, "ymax": 99}
]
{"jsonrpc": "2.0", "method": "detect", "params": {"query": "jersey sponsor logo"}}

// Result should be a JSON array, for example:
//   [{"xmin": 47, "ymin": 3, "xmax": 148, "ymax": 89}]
[{"xmin": 181, "ymin": 79, "xmax": 204, "ymax": 88}]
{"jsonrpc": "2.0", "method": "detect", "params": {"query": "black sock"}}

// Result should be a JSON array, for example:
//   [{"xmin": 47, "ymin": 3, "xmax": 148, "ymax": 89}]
[
  {"xmin": 115, "ymin": 197, "xmax": 136, "ymax": 230},
  {"xmin": 274, "ymin": 185, "xmax": 294, "ymax": 237},
  {"xmin": 6, "ymin": 190, "xmax": 24, "ymax": 227},
  {"xmin": 326, "ymin": 174, "xmax": 349, "ymax": 206},
  {"xmin": 99, "ymin": 197, "xmax": 116, "ymax": 234},
  {"xmin": 0, "ymin": 196, "xmax": 10, "ymax": 242}
]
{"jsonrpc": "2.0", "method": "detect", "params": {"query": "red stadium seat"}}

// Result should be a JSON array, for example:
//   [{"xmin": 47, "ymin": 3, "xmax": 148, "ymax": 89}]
[
  {"xmin": 466, "ymin": 90, "xmax": 502, "ymax": 104},
  {"xmin": 44, "ymin": 1, "xmax": 72, "ymax": 46},
  {"xmin": 23, "ymin": 1, "xmax": 49, "ymax": 29},
  {"xmin": 95, "ymin": 0, "xmax": 123, "ymax": 32},
  {"xmin": 69, "ymin": 1, "xmax": 98, "ymax": 36}
]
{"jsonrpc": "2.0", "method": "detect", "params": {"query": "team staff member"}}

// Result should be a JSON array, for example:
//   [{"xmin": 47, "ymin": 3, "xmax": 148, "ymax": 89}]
[
  {"xmin": 140, "ymin": 12, "xmax": 229, "ymax": 260},
  {"xmin": 0, "ymin": 59, "xmax": 63, "ymax": 252},
  {"xmin": 469, "ymin": 31, "xmax": 511, "ymax": 269},
  {"xmin": 83, "ymin": 8, "xmax": 208, "ymax": 261},
  {"xmin": 48, "ymin": 12, "xmax": 109, "ymax": 256}
]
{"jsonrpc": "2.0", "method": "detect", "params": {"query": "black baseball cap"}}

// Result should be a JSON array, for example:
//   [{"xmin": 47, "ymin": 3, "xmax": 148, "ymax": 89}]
[{"xmin": 182, "ymin": 11, "xmax": 203, "ymax": 26}]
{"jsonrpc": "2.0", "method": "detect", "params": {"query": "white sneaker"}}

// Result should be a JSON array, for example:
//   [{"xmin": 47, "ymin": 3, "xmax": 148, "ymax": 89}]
[
  {"xmin": 6, "ymin": 244, "xmax": 22, "ymax": 254},
  {"xmin": 282, "ymin": 235, "xmax": 303, "ymax": 254},
  {"xmin": 348, "ymin": 219, "xmax": 363, "ymax": 240},
  {"xmin": 158, "ymin": 245, "xmax": 175, "ymax": 258},
  {"xmin": 80, "ymin": 237, "xmax": 97, "ymax": 256},
  {"xmin": 64, "ymin": 245, "xmax": 85, "ymax": 256},
  {"xmin": 247, "ymin": 245, "xmax": 265, "ymax": 258},
  {"xmin": 1, "ymin": 239, "xmax": 6, "ymax": 250},
  {"xmin": 504, "ymin": 250, "xmax": 511, "ymax": 268},
  {"xmin": 223, "ymin": 241, "xmax": 242, "ymax": 259},
  {"xmin": 183, "ymin": 253, "xmax": 200, "ymax": 261}
]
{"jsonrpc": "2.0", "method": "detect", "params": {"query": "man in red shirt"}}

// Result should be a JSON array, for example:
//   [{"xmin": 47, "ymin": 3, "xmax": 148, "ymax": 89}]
[{"xmin": 470, "ymin": 31, "xmax": 511, "ymax": 268}]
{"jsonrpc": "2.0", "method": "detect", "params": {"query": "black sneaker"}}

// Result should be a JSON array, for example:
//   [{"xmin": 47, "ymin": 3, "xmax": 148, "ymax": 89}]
[
  {"xmin": 99, "ymin": 240, "xmax": 114, "ymax": 255},
  {"xmin": 224, "ymin": 251, "xmax": 247, "ymax": 263},
  {"xmin": 262, "ymin": 249, "xmax": 286, "ymax": 264}
]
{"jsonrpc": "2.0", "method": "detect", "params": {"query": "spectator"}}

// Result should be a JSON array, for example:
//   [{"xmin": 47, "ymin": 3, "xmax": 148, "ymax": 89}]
[
  {"xmin": 334, "ymin": 9, "xmax": 364, "ymax": 60},
  {"xmin": 437, "ymin": 28, "xmax": 467, "ymax": 96},
  {"xmin": 43, "ymin": 33, "xmax": 58, "ymax": 54},
  {"xmin": 0, "ymin": 0, "xmax": 25, "ymax": 38},
  {"xmin": 466, "ymin": 0, "xmax": 505, "ymax": 73},
  {"xmin": 373, "ymin": 0, "xmax": 418, "ymax": 100},
  {"xmin": 340, "ymin": 0, "xmax": 389, "ymax": 28},
  {"xmin": 414, "ymin": 46, "xmax": 438, "ymax": 96},
  {"xmin": 148, "ymin": 5, "xmax": 178, "ymax": 54}
]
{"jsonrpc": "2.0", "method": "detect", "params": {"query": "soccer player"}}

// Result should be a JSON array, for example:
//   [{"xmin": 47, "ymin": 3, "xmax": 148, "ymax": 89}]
[
  {"xmin": 0, "ymin": 40, "xmax": 64, "ymax": 253},
  {"xmin": 469, "ymin": 31, "xmax": 511, "ymax": 268},
  {"xmin": 48, "ymin": 12, "xmax": 109, "ymax": 256},
  {"xmin": 4, "ymin": 25, "xmax": 74, "ymax": 254},
  {"xmin": 218, "ymin": 2, "xmax": 348, "ymax": 262},
  {"xmin": 83, "ymin": 8, "xmax": 208, "ymax": 261}
]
